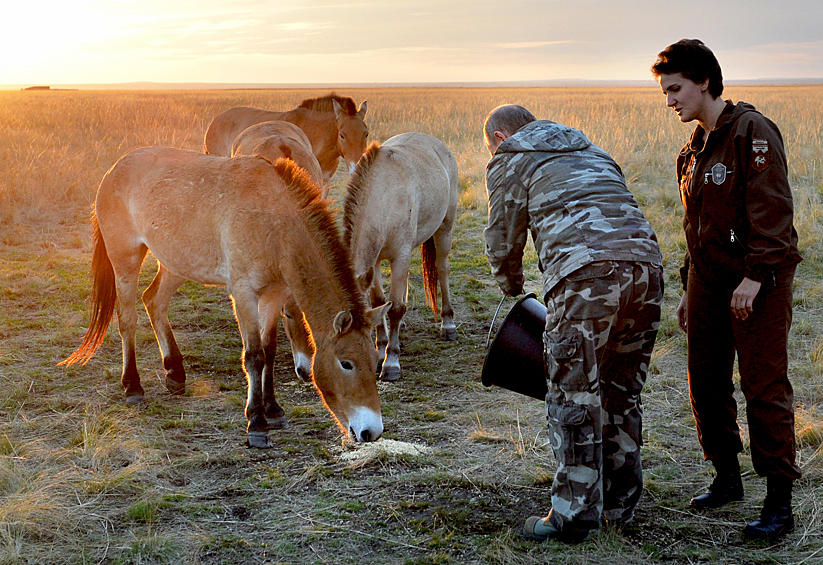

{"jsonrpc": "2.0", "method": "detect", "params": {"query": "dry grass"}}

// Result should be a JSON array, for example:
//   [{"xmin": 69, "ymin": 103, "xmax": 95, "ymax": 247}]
[{"xmin": 0, "ymin": 86, "xmax": 822, "ymax": 564}]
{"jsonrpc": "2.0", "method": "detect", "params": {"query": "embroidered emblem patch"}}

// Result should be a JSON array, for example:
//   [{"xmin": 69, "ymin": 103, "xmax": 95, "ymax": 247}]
[
  {"xmin": 711, "ymin": 162, "xmax": 728, "ymax": 185},
  {"xmin": 752, "ymin": 138, "xmax": 769, "ymax": 172}
]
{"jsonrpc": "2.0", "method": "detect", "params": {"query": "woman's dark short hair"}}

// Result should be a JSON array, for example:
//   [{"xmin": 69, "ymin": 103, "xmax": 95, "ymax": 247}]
[{"xmin": 651, "ymin": 39, "xmax": 724, "ymax": 99}]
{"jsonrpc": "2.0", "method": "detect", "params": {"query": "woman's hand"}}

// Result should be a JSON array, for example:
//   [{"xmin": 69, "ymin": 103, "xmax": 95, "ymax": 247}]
[
  {"xmin": 731, "ymin": 277, "xmax": 762, "ymax": 320},
  {"xmin": 676, "ymin": 292, "xmax": 688, "ymax": 333}
]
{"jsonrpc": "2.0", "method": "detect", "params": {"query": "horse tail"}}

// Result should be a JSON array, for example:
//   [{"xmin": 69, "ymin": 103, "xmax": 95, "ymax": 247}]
[
  {"xmin": 59, "ymin": 210, "xmax": 117, "ymax": 366},
  {"xmin": 420, "ymin": 236, "xmax": 439, "ymax": 315}
]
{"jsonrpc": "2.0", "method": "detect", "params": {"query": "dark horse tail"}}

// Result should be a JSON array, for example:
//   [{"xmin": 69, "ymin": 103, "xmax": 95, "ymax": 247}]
[
  {"xmin": 420, "ymin": 237, "xmax": 439, "ymax": 315},
  {"xmin": 59, "ymin": 209, "xmax": 117, "ymax": 366}
]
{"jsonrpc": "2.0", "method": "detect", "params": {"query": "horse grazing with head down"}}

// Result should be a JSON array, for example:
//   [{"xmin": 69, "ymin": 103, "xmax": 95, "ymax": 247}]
[
  {"xmin": 204, "ymin": 93, "xmax": 368, "ymax": 183},
  {"xmin": 342, "ymin": 133, "xmax": 459, "ymax": 382},
  {"xmin": 232, "ymin": 121, "xmax": 325, "ymax": 189},
  {"xmin": 60, "ymin": 148, "xmax": 388, "ymax": 448}
]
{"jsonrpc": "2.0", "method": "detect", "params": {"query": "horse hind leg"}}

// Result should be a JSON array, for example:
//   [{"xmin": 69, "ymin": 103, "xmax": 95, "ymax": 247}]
[
  {"xmin": 110, "ymin": 245, "xmax": 149, "ymax": 404},
  {"xmin": 142, "ymin": 264, "xmax": 187, "ymax": 395},
  {"xmin": 433, "ymin": 226, "xmax": 457, "ymax": 341}
]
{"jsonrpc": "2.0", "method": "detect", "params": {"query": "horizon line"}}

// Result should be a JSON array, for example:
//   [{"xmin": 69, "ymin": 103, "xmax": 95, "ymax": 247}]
[{"xmin": 4, "ymin": 77, "xmax": 823, "ymax": 91}]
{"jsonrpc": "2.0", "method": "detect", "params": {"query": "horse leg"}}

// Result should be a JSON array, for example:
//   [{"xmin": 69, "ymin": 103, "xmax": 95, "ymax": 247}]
[
  {"xmin": 142, "ymin": 264, "xmax": 187, "ymax": 395},
  {"xmin": 109, "ymin": 245, "xmax": 149, "ymax": 404},
  {"xmin": 231, "ymin": 286, "xmax": 272, "ymax": 448},
  {"xmin": 369, "ymin": 264, "xmax": 389, "ymax": 373},
  {"xmin": 282, "ymin": 293, "xmax": 313, "ymax": 382},
  {"xmin": 433, "ymin": 225, "xmax": 457, "ymax": 341},
  {"xmin": 259, "ymin": 290, "xmax": 288, "ymax": 430},
  {"xmin": 380, "ymin": 254, "xmax": 410, "ymax": 382}
]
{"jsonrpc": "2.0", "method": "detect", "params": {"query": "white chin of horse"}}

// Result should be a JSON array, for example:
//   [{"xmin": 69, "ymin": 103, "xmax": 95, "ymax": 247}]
[
  {"xmin": 348, "ymin": 161, "xmax": 357, "ymax": 175},
  {"xmin": 346, "ymin": 407, "xmax": 383, "ymax": 442}
]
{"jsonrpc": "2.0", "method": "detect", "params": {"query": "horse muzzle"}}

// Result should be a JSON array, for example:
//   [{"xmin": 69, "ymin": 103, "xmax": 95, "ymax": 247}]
[{"xmin": 346, "ymin": 406, "xmax": 383, "ymax": 442}]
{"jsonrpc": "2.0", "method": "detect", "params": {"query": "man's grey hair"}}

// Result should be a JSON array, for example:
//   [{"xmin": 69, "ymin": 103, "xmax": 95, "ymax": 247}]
[{"xmin": 483, "ymin": 104, "xmax": 537, "ymax": 142}]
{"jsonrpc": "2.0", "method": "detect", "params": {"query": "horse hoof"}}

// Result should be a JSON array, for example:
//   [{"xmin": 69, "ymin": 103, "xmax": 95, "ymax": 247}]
[
  {"xmin": 267, "ymin": 415, "xmax": 289, "ymax": 430},
  {"xmin": 380, "ymin": 366, "xmax": 401, "ymax": 382},
  {"xmin": 125, "ymin": 395, "xmax": 146, "ymax": 407},
  {"xmin": 245, "ymin": 432, "xmax": 274, "ymax": 449},
  {"xmin": 440, "ymin": 326, "xmax": 457, "ymax": 341},
  {"xmin": 164, "ymin": 377, "xmax": 185, "ymax": 395}
]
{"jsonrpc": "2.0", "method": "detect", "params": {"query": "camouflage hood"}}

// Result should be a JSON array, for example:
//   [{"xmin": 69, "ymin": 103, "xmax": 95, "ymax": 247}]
[
  {"xmin": 484, "ymin": 120, "xmax": 662, "ymax": 299},
  {"xmin": 497, "ymin": 121, "xmax": 592, "ymax": 155}
]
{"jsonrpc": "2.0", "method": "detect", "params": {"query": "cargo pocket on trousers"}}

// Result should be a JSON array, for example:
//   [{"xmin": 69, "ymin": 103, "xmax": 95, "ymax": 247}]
[
  {"xmin": 544, "ymin": 332, "xmax": 586, "ymax": 392},
  {"xmin": 546, "ymin": 401, "xmax": 594, "ymax": 467}
]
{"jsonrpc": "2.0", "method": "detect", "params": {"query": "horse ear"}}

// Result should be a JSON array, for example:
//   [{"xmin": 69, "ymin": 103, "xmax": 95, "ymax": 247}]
[
  {"xmin": 357, "ymin": 266, "xmax": 374, "ymax": 292},
  {"xmin": 366, "ymin": 302, "xmax": 392, "ymax": 328},
  {"xmin": 332, "ymin": 99, "xmax": 344, "ymax": 120},
  {"xmin": 357, "ymin": 101, "xmax": 367, "ymax": 118},
  {"xmin": 333, "ymin": 310, "xmax": 353, "ymax": 336}
]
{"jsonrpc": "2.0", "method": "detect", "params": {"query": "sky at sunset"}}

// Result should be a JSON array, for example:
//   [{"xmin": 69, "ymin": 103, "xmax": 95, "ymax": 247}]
[{"xmin": 3, "ymin": 0, "xmax": 822, "ymax": 88}]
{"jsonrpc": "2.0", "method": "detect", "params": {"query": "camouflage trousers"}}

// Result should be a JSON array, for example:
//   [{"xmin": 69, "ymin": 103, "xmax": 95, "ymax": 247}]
[{"xmin": 543, "ymin": 260, "xmax": 663, "ymax": 532}]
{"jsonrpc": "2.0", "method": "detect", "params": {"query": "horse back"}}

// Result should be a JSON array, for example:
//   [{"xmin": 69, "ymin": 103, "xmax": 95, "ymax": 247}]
[
  {"xmin": 95, "ymin": 147, "xmax": 295, "ymax": 287},
  {"xmin": 231, "ymin": 121, "xmax": 324, "ymax": 184},
  {"xmin": 204, "ymin": 107, "xmax": 287, "ymax": 156},
  {"xmin": 376, "ymin": 134, "xmax": 458, "ymax": 243}
]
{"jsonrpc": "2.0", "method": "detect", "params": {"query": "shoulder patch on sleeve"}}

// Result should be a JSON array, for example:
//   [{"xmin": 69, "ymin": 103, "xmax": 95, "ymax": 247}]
[{"xmin": 752, "ymin": 138, "xmax": 769, "ymax": 172}]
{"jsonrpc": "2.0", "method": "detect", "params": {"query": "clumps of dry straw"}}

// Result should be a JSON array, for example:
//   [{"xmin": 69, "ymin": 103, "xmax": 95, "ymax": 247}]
[{"xmin": 340, "ymin": 439, "xmax": 431, "ymax": 464}]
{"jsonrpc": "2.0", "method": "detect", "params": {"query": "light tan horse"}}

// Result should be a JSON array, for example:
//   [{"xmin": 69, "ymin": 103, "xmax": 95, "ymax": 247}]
[
  {"xmin": 342, "ymin": 133, "xmax": 459, "ymax": 382},
  {"xmin": 231, "ymin": 121, "xmax": 325, "ymax": 193},
  {"xmin": 60, "ymin": 148, "xmax": 389, "ymax": 448},
  {"xmin": 204, "ymin": 93, "xmax": 368, "ymax": 183},
  {"xmin": 231, "ymin": 120, "xmax": 324, "ymax": 377}
]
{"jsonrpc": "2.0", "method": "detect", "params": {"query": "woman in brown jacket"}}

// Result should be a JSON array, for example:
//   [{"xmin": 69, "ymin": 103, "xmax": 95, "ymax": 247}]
[{"xmin": 652, "ymin": 39, "xmax": 802, "ymax": 541}]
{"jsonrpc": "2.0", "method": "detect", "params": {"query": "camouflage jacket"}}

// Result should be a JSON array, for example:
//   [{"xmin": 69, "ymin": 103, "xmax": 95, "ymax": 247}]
[{"xmin": 484, "ymin": 120, "xmax": 662, "ymax": 298}]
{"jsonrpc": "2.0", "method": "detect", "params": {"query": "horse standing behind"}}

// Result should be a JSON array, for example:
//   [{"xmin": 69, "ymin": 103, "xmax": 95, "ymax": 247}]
[
  {"xmin": 231, "ymin": 120, "xmax": 324, "ymax": 380},
  {"xmin": 204, "ymin": 93, "xmax": 368, "ymax": 183},
  {"xmin": 60, "ymin": 148, "xmax": 388, "ymax": 448},
  {"xmin": 231, "ymin": 121, "xmax": 325, "ymax": 191},
  {"xmin": 342, "ymin": 133, "xmax": 459, "ymax": 382}
]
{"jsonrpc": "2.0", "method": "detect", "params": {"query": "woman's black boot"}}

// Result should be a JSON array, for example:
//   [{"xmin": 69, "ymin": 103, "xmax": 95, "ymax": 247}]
[
  {"xmin": 743, "ymin": 476, "xmax": 794, "ymax": 540},
  {"xmin": 690, "ymin": 456, "xmax": 744, "ymax": 509}
]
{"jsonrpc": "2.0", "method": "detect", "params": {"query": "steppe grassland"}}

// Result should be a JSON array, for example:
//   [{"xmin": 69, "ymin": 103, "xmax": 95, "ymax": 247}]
[{"xmin": 0, "ymin": 86, "xmax": 822, "ymax": 564}]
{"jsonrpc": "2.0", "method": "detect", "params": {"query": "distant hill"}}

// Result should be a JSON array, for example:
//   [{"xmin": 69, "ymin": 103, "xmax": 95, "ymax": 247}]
[{"xmin": 4, "ymin": 78, "xmax": 823, "ymax": 91}]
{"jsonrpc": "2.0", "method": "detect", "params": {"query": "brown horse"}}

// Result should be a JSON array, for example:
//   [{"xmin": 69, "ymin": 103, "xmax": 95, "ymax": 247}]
[
  {"xmin": 204, "ymin": 93, "xmax": 368, "ymax": 183},
  {"xmin": 342, "ymin": 133, "xmax": 459, "ymax": 382},
  {"xmin": 60, "ymin": 148, "xmax": 389, "ymax": 448},
  {"xmin": 231, "ymin": 121, "xmax": 326, "ymax": 193}
]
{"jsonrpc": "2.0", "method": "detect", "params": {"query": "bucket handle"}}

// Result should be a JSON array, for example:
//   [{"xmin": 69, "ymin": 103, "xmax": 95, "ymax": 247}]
[{"xmin": 485, "ymin": 296, "xmax": 508, "ymax": 350}]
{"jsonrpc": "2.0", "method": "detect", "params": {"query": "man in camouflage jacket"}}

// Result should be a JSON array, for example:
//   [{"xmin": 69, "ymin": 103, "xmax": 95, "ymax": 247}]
[{"xmin": 483, "ymin": 104, "xmax": 663, "ymax": 542}]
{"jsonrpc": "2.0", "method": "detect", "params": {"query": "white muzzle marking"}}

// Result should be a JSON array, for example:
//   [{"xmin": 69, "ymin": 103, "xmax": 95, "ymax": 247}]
[{"xmin": 347, "ymin": 406, "xmax": 383, "ymax": 442}]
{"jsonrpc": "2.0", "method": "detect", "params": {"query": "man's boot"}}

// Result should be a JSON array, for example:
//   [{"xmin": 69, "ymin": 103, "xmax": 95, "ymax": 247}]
[
  {"xmin": 690, "ymin": 456, "xmax": 744, "ymax": 509},
  {"xmin": 743, "ymin": 476, "xmax": 794, "ymax": 540}
]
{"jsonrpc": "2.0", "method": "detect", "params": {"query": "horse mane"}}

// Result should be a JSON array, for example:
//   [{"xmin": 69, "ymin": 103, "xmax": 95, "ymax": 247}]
[
  {"xmin": 271, "ymin": 158, "xmax": 368, "ymax": 327},
  {"xmin": 298, "ymin": 93, "xmax": 358, "ymax": 115},
  {"xmin": 342, "ymin": 141, "xmax": 382, "ymax": 249}
]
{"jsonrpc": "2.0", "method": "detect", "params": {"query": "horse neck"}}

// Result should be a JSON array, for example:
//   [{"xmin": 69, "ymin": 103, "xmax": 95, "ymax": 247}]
[
  {"xmin": 347, "ymin": 185, "xmax": 387, "ymax": 276},
  {"xmin": 278, "ymin": 217, "xmax": 351, "ymax": 335}
]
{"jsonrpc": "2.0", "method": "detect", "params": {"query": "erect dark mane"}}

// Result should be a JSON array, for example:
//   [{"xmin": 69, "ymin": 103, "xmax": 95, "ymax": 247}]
[
  {"xmin": 342, "ymin": 141, "xmax": 382, "ymax": 249},
  {"xmin": 298, "ymin": 92, "xmax": 357, "ymax": 115},
  {"xmin": 271, "ymin": 158, "xmax": 368, "ymax": 328}
]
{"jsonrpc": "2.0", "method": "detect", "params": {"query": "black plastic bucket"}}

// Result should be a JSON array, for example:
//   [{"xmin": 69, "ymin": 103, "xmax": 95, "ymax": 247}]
[{"xmin": 481, "ymin": 293, "xmax": 548, "ymax": 400}]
